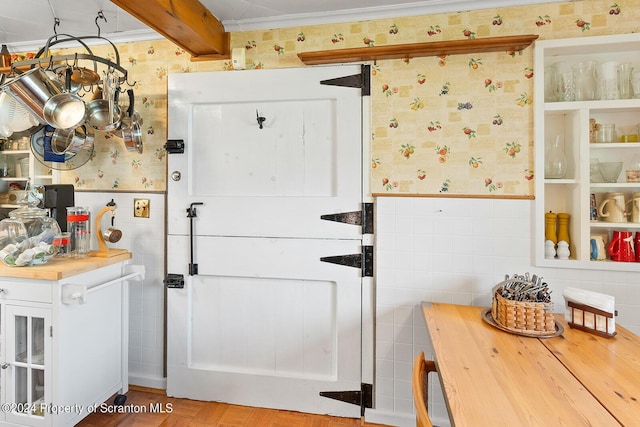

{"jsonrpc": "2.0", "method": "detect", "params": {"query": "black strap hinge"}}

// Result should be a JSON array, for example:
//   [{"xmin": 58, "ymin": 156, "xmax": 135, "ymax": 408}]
[
  {"xmin": 320, "ymin": 246, "xmax": 373, "ymax": 277},
  {"xmin": 320, "ymin": 203, "xmax": 374, "ymax": 234},
  {"xmin": 320, "ymin": 65, "xmax": 370, "ymax": 96},
  {"xmin": 320, "ymin": 383, "xmax": 373, "ymax": 416}
]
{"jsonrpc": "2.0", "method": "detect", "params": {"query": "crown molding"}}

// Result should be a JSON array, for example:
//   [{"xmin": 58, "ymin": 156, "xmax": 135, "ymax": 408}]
[{"xmin": 221, "ymin": 0, "xmax": 567, "ymax": 32}]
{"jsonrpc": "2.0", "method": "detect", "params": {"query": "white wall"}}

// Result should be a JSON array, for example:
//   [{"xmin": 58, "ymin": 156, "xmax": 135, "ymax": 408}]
[
  {"xmin": 74, "ymin": 191, "xmax": 166, "ymax": 390},
  {"xmin": 367, "ymin": 196, "xmax": 640, "ymax": 427}
]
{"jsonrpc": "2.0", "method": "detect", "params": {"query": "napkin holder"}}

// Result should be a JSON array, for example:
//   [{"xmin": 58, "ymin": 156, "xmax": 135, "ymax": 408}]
[{"xmin": 563, "ymin": 287, "xmax": 617, "ymax": 338}]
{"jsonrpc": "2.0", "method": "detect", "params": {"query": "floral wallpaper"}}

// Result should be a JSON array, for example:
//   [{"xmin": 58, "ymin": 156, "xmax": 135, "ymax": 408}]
[
  {"xmin": 369, "ymin": 51, "xmax": 535, "ymax": 196},
  {"xmin": 17, "ymin": 0, "xmax": 638, "ymax": 197}
]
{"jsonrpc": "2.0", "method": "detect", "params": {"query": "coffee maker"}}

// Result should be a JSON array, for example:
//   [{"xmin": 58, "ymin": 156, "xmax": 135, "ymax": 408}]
[{"xmin": 43, "ymin": 184, "xmax": 74, "ymax": 232}]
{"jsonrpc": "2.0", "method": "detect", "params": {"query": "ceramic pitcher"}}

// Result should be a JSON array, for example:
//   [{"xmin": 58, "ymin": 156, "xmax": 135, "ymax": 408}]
[
  {"xmin": 590, "ymin": 235, "xmax": 606, "ymax": 260},
  {"xmin": 598, "ymin": 192, "xmax": 627, "ymax": 223},
  {"xmin": 625, "ymin": 192, "xmax": 640, "ymax": 223},
  {"xmin": 608, "ymin": 230, "xmax": 635, "ymax": 262}
]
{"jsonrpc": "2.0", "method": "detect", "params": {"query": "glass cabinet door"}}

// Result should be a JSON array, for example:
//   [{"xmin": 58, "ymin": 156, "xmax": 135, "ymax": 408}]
[{"xmin": 5, "ymin": 305, "xmax": 50, "ymax": 426}]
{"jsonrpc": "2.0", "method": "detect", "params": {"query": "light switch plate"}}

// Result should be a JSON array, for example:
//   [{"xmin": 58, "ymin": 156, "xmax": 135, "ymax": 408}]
[{"xmin": 134, "ymin": 198, "xmax": 150, "ymax": 218}]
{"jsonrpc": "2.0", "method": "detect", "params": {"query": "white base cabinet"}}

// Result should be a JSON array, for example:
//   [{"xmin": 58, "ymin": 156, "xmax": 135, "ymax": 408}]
[
  {"xmin": 0, "ymin": 256, "xmax": 141, "ymax": 426},
  {"xmin": 3, "ymin": 305, "xmax": 51, "ymax": 426},
  {"xmin": 534, "ymin": 33, "xmax": 640, "ymax": 271}
]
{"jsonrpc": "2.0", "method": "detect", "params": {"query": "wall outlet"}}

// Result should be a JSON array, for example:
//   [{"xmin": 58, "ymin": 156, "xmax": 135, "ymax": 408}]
[{"xmin": 134, "ymin": 198, "xmax": 150, "ymax": 218}]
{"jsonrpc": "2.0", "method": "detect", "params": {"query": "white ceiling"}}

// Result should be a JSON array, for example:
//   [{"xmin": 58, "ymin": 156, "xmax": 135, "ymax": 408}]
[{"xmin": 0, "ymin": 0, "xmax": 568, "ymax": 51}]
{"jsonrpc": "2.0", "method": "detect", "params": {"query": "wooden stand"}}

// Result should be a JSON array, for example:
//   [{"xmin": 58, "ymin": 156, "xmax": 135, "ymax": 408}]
[{"xmin": 91, "ymin": 206, "xmax": 127, "ymax": 258}]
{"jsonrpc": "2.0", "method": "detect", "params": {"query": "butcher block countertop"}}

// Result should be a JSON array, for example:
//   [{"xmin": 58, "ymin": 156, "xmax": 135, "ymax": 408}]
[
  {"xmin": 0, "ymin": 252, "xmax": 132, "ymax": 280},
  {"xmin": 422, "ymin": 302, "xmax": 640, "ymax": 426}
]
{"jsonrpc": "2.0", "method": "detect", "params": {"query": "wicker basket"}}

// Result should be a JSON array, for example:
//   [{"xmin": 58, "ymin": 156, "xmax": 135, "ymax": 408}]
[{"xmin": 492, "ymin": 287, "xmax": 555, "ymax": 335}]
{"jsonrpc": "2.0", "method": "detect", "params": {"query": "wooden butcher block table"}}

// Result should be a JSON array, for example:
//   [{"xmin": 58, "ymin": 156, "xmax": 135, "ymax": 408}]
[{"xmin": 422, "ymin": 302, "xmax": 640, "ymax": 426}]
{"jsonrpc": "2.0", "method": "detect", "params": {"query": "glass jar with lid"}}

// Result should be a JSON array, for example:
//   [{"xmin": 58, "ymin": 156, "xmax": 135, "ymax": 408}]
[
  {"xmin": 0, "ymin": 187, "xmax": 59, "ymax": 266},
  {"xmin": 0, "ymin": 218, "xmax": 28, "ymax": 265}
]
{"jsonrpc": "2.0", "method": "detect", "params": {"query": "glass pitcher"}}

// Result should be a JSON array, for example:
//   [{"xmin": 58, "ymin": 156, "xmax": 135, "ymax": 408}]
[
  {"xmin": 545, "ymin": 135, "xmax": 568, "ymax": 179},
  {"xmin": 597, "ymin": 61, "xmax": 619, "ymax": 100},
  {"xmin": 544, "ymin": 64, "xmax": 561, "ymax": 102},
  {"xmin": 618, "ymin": 63, "xmax": 633, "ymax": 99},
  {"xmin": 572, "ymin": 61, "xmax": 597, "ymax": 101}
]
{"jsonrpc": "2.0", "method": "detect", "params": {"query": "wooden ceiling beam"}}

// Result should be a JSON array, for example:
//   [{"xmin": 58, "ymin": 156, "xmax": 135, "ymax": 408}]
[{"xmin": 110, "ymin": 0, "xmax": 230, "ymax": 59}]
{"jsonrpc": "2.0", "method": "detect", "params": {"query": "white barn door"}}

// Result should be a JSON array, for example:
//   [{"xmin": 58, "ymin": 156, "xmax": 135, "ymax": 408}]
[{"xmin": 166, "ymin": 65, "xmax": 371, "ymax": 417}]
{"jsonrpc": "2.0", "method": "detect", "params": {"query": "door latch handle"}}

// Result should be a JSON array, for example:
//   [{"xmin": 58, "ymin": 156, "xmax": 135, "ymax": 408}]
[
  {"xmin": 164, "ymin": 139, "xmax": 184, "ymax": 153},
  {"xmin": 1, "ymin": 363, "xmax": 10, "ymax": 369},
  {"xmin": 186, "ymin": 202, "xmax": 203, "ymax": 276},
  {"xmin": 164, "ymin": 274, "xmax": 185, "ymax": 289}
]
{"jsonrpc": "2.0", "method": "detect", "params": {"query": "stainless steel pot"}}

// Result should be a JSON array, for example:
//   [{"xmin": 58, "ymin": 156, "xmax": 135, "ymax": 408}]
[
  {"xmin": 1, "ymin": 68, "xmax": 60, "ymax": 123},
  {"xmin": 86, "ymin": 98, "xmax": 121, "ymax": 131},
  {"xmin": 119, "ymin": 89, "xmax": 143, "ymax": 153},
  {"xmin": 1, "ymin": 67, "xmax": 85, "ymax": 130},
  {"xmin": 51, "ymin": 124, "xmax": 94, "ymax": 156},
  {"xmin": 42, "ymin": 68, "xmax": 86, "ymax": 130},
  {"xmin": 86, "ymin": 76, "xmax": 121, "ymax": 131}
]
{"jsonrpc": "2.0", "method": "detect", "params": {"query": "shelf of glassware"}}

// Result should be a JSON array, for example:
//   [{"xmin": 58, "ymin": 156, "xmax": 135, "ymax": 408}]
[
  {"xmin": 0, "ymin": 149, "xmax": 31, "ymax": 208},
  {"xmin": 542, "ymin": 134, "xmax": 640, "ymax": 270},
  {"xmin": 535, "ymin": 109, "xmax": 640, "ymax": 271},
  {"xmin": 32, "ymin": 155, "xmax": 56, "ymax": 184},
  {"xmin": 589, "ymin": 138, "xmax": 640, "ymax": 262},
  {"xmin": 0, "ymin": 149, "xmax": 58, "ymax": 208},
  {"xmin": 534, "ymin": 33, "xmax": 640, "ymax": 271},
  {"xmin": 535, "ymin": 105, "xmax": 583, "ymax": 268}
]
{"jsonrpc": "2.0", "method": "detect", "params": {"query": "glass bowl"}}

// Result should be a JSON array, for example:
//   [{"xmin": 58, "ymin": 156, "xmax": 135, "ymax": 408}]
[{"xmin": 598, "ymin": 161, "xmax": 623, "ymax": 183}]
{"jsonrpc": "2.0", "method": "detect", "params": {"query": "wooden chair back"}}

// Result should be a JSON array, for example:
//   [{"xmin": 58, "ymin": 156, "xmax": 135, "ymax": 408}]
[{"xmin": 413, "ymin": 351, "xmax": 437, "ymax": 427}]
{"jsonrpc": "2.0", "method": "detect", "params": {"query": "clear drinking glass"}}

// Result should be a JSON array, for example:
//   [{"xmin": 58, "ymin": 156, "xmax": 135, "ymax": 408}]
[{"xmin": 560, "ymin": 71, "xmax": 575, "ymax": 102}]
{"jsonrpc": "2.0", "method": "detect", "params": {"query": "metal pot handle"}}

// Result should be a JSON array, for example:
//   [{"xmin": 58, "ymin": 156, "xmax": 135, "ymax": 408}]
[
  {"xmin": 127, "ymin": 89, "xmax": 135, "ymax": 117},
  {"xmin": 64, "ymin": 67, "xmax": 72, "ymax": 92}
]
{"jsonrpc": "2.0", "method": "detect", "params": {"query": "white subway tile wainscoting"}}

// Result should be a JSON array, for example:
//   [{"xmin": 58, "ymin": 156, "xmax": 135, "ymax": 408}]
[
  {"xmin": 74, "ymin": 191, "xmax": 166, "ymax": 390},
  {"xmin": 368, "ymin": 197, "xmax": 640, "ymax": 427},
  {"xmin": 66, "ymin": 193, "xmax": 640, "ymax": 427}
]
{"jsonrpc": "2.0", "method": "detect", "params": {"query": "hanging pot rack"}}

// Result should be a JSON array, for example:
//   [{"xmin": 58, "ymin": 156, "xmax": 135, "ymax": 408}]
[
  {"xmin": 4, "ymin": 33, "xmax": 132, "ymax": 87},
  {"xmin": 0, "ymin": 11, "xmax": 143, "ymax": 166}
]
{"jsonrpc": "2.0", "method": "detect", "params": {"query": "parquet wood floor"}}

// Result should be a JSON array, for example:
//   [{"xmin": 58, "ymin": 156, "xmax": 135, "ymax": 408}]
[{"xmin": 76, "ymin": 386, "xmax": 391, "ymax": 426}]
